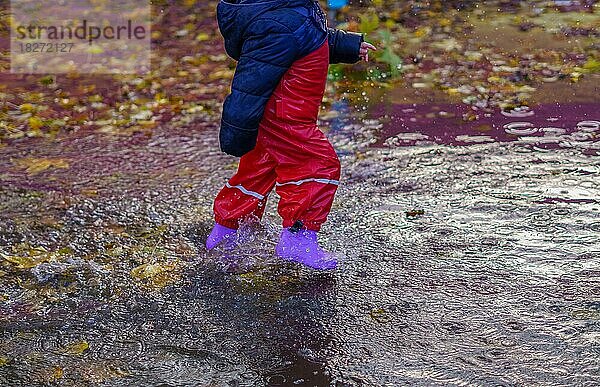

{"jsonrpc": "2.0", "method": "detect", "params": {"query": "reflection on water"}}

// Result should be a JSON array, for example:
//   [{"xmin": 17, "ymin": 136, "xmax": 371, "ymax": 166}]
[
  {"xmin": 372, "ymin": 102, "xmax": 600, "ymax": 155},
  {"xmin": 1, "ymin": 94, "xmax": 599, "ymax": 385}
]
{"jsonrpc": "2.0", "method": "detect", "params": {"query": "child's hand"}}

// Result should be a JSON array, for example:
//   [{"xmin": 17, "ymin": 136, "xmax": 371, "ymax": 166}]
[{"xmin": 359, "ymin": 42, "xmax": 377, "ymax": 62}]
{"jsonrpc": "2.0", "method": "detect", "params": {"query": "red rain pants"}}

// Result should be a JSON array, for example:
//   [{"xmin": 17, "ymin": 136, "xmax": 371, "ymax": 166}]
[{"xmin": 213, "ymin": 41, "xmax": 340, "ymax": 232}]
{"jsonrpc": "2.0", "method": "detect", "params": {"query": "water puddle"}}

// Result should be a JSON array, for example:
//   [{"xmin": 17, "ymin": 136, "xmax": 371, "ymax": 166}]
[{"xmin": 372, "ymin": 102, "xmax": 599, "ymax": 154}]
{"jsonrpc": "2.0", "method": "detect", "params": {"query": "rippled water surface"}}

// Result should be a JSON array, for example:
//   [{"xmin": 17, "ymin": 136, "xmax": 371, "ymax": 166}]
[{"xmin": 1, "ymin": 91, "xmax": 600, "ymax": 385}]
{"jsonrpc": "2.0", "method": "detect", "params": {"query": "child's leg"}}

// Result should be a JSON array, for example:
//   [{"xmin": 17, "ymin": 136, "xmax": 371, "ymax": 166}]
[
  {"xmin": 213, "ymin": 141, "xmax": 277, "ymax": 229},
  {"xmin": 268, "ymin": 123, "xmax": 341, "ymax": 232},
  {"xmin": 267, "ymin": 123, "xmax": 341, "ymax": 269}
]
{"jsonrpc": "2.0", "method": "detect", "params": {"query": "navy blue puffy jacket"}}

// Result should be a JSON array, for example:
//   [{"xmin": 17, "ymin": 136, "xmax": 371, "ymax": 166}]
[{"xmin": 216, "ymin": 0, "xmax": 364, "ymax": 157}]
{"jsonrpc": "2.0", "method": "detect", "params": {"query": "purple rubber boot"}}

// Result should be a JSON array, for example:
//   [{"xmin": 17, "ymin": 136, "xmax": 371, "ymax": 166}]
[
  {"xmin": 275, "ymin": 228, "xmax": 338, "ymax": 270},
  {"xmin": 206, "ymin": 224, "xmax": 237, "ymax": 250}
]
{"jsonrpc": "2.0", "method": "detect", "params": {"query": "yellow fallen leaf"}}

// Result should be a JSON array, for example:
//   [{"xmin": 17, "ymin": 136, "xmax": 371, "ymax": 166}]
[
  {"xmin": 414, "ymin": 27, "xmax": 430, "ymax": 38},
  {"xmin": 80, "ymin": 84, "xmax": 96, "ymax": 93},
  {"xmin": 20, "ymin": 103, "xmax": 35, "ymax": 113},
  {"xmin": 137, "ymin": 120, "xmax": 157, "ymax": 128},
  {"xmin": 52, "ymin": 366, "xmax": 64, "ymax": 380},
  {"xmin": 60, "ymin": 98, "xmax": 76, "ymax": 108},
  {"xmin": 369, "ymin": 308, "xmax": 390, "ymax": 323},
  {"xmin": 131, "ymin": 263, "xmax": 175, "ymax": 280},
  {"xmin": 0, "ymin": 356, "xmax": 8, "ymax": 366},
  {"xmin": 14, "ymin": 157, "xmax": 70, "ymax": 175},
  {"xmin": 81, "ymin": 189, "xmax": 98, "ymax": 197},
  {"xmin": 98, "ymin": 125, "xmax": 118, "ymax": 134},
  {"xmin": 28, "ymin": 117, "xmax": 44, "ymax": 131},
  {"xmin": 1, "ymin": 251, "xmax": 53, "ymax": 270},
  {"xmin": 88, "ymin": 94, "xmax": 103, "ymax": 103},
  {"xmin": 570, "ymin": 72, "xmax": 583, "ymax": 82},
  {"xmin": 224, "ymin": 161, "xmax": 239, "ymax": 170},
  {"xmin": 208, "ymin": 69, "xmax": 234, "ymax": 81},
  {"xmin": 438, "ymin": 18, "xmax": 451, "ymax": 27},
  {"xmin": 517, "ymin": 85, "xmax": 537, "ymax": 93},
  {"xmin": 196, "ymin": 33, "xmax": 210, "ymax": 42},
  {"xmin": 208, "ymin": 54, "xmax": 228, "ymax": 62},
  {"xmin": 2, "ymin": 255, "xmax": 40, "ymax": 269},
  {"xmin": 86, "ymin": 46, "xmax": 104, "ymax": 54},
  {"xmin": 130, "ymin": 261, "xmax": 181, "ymax": 289},
  {"xmin": 63, "ymin": 341, "xmax": 89, "ymax": 355}
]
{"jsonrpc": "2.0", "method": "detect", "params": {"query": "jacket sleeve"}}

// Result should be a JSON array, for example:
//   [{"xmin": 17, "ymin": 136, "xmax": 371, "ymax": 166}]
[
  {"xmin": 327, "ymin": 28, "xmax": 364, "ymax": 64},
  {"xmin": 219, "ymin": 24, "xmax": 300, "ymax": 157}
]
